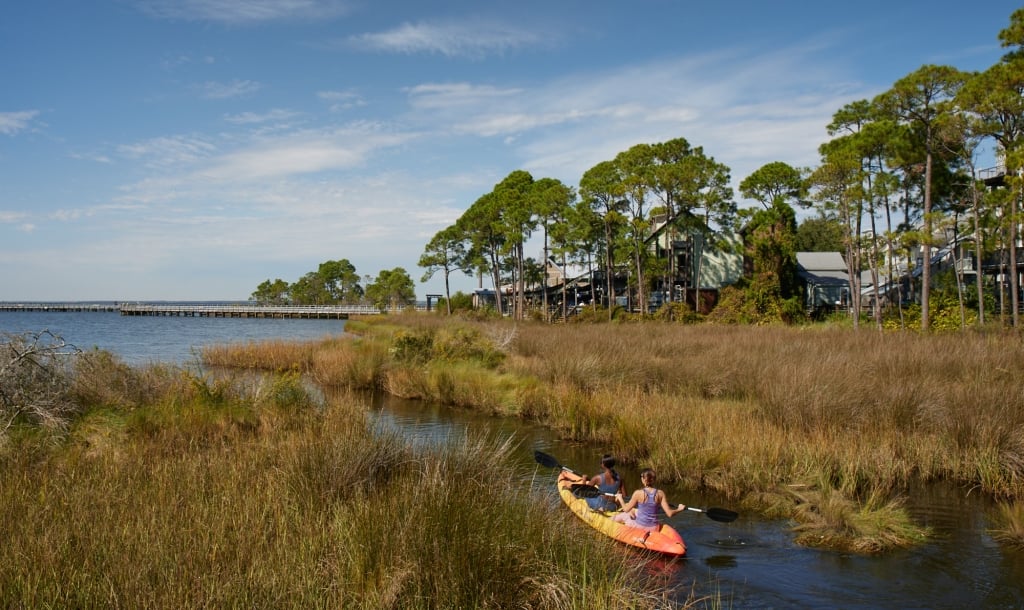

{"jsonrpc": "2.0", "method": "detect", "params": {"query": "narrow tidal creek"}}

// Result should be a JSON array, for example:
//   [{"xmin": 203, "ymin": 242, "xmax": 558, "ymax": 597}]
[{"xmin": 368, "ymin": 393, "xmax": 1024, "ymax": 609}]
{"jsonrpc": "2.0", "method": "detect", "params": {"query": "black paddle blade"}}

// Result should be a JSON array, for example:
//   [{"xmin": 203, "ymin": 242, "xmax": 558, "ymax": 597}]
[
  {"xmin": 570, "ymin": 483, "xmax": 601, "ymax": 498},
  {"xmin": 705, "ymin": 507, "xmax": 739, "ymax": 523},
  {"xmin": 533, "ymin": 450, "xmax": 561, "ymax": 470}
]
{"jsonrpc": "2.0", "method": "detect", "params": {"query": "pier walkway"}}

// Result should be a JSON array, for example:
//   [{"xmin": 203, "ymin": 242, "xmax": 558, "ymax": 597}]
[{"xmin": 0, "ymin": 303, "xmax": 381, "ymax": 319}]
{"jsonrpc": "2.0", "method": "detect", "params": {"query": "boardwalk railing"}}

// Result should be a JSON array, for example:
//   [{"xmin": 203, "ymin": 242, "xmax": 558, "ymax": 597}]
[
  {"xmin": 118, "ymin": 304, "xmax": 380, "ymax": 318},
  {"xmin": 0, "ymin": 303, "xmax": 120, "ymax": 313},
  {"xmin": 0, "ymin": 303, "xmax": 382, "ymax": 318}
]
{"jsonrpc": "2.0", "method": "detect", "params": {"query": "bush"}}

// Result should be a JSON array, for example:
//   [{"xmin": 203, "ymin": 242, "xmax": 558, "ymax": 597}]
[
  {"xmin": 389, "ymin": 329, "xmax": 434, "ymax": 363},
  {"xmin": 0, "ymin": 331, "xmax": 79, "ymax": 434},
  {"xmin": 652, "ymin": 301, "xmax": 703, "ymax": 324},
  {"xmin": 432, "ymin": 326, "xmax": 506, "ymax": 368}
]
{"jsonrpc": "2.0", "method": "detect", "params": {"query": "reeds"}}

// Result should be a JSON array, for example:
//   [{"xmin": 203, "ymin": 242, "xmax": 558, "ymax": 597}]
[
  {"xmin": 1, "ymin": 349, "xmax": 675, "ymax": 609},
  {"xmin": 197, "ymin": 316, "xmax": 1023, "ymax": 553},
  {"xmin": 263, "ymin": 317, "xmax": 1022, "ymax": 553},
  {"xmin": 991, "ymin": 501, "xmax": 1024, "ymax": 549}
]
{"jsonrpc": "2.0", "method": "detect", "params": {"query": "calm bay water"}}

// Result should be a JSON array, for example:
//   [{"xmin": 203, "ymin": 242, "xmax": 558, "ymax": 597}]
[{"xmin": 0, "ymin": 305, "xmax": 347, "ymax": 365}]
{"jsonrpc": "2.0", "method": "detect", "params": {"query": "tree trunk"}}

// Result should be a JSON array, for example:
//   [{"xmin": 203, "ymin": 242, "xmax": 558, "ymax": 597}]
[
  {"xmin": 973, "ymin": 176, "xmax": 984, "ymax": 325},
  {"xmin": 1011, "ymin": 188, "xmax": 1020, "ymax": 327},
  {"xmin": 922, "ymin": 150, "xmax": 933, "ymax": 331},
  {"xmin": 444, "ymin": 269, "xmax": 452, "ymax": 316}
]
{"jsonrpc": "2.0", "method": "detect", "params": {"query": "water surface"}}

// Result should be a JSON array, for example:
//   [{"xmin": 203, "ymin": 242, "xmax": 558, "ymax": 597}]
[
  {"xmin": 0, "ymin": 307, "xmax": 347, "ymax": 365},
  {"xmin": 369, "ymin": 393, "xmax": 1024, "ymax": 609}
]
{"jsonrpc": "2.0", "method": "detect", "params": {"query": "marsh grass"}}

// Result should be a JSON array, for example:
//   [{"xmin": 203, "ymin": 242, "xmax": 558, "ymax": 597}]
[
  {"xmin": 200, "ymin": 316, "xmax": 1024, "ymax": 553},
  {"xmin": 395, "ymin": 319, "xmax": 1024, "ymax": 550},
  {"xmin": 991, "ymin": 501, "xmax": 1024, "ymax": 549},
  {"xmin": 1, "ymin": 350, "xmax": 676, "ymax": 609},
  {"xmin": 200, "ymin": 338, "xmax": 313, "ymax": 372}
]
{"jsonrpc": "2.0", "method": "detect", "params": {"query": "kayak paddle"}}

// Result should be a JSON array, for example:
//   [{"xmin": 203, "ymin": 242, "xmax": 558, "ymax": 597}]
[
  {"xmin": 684, "ymin": 506, "xmax": 738, "ymax": 523},
  {"xmin": 533, "ymin": 450, "xmax": 583, "ymax": 476},
  {"xmin": 570, "ymin": 483, "xmax": 739, "ymax": 523}
]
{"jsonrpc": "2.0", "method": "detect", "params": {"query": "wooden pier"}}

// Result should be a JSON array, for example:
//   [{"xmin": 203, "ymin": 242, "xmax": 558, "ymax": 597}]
[
  {"xmin": 0, "ymin": 303, "xmax": 381, "ymax": 319},
  {"xmin": 119, "ymin": 304, "xmax": 378, "ymax": 319},
  {"xmin": 0, "ymin": 303, "xmax": 119, "ymax": 313}
]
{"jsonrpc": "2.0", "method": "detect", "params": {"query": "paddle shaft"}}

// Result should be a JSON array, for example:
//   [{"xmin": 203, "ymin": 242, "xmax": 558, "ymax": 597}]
[
  {"xmin": 534, "ymin": 450, "xmax": 583, "ymax": 476},
  {"xmin": 571, "ymin": 485, "xmax": 738, "ymax": 523}
]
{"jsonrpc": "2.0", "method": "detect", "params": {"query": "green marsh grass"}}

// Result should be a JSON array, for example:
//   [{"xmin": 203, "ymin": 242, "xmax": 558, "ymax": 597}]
[
  {"xmin": 991, "ymin": 501, "xmax": 1024, "ymax": 549},
  {"xmin": 207, "ymin": 316, "xmax": 1024, "ymax": 553},
  {"xmin": 1, "ymin": 351, "xmax": 682, "ymax": 609}
]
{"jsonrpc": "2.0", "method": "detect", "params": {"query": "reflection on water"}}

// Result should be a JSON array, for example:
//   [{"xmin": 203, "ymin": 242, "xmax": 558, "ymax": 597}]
[
  {"xmin": 367, "ymin": 393, "xmax": 1024, "ymax": 609},
  {"xmin": 703, "ymin": 554, "xmax": 738, "ymax": 570},
  {"xmin": 365, "ymin": 392, "xmax": 550, "ymax": 451}
]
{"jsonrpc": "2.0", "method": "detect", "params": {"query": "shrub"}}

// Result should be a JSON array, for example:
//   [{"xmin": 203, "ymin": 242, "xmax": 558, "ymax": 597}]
[
  {"xmin": 0, "ymin": 330, "xmax": 79, "ymax": 435},
  {"xmin": 389, "ymin": 329, "xmax": 434, "ymax": 364},
  {"xmin": 652, "ymin": 301, "xmax": 703, "ymax": 324}
]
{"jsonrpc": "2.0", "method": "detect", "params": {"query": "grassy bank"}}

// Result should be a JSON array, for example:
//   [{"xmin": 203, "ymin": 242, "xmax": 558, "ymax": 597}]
[
  {"xmin": 0, "ymin": 352, "xmax": 690, "ymax": 609},
  {"xmin": 202, "ymin": 314, "xmax": 1024, "ymax": 553}
]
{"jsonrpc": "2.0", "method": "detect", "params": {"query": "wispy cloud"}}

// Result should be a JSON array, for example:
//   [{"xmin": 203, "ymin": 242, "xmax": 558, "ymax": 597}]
[
  {"xmin": 111, "ymin": 123, "xmax": 417, "ymax": 198},
  {"xmin": 0, "ymin": 110, "xmax": 40, "ymax": 135},
  {"xmin": 194, "ymin": 79, "xmax": 262, "ymax": 99},
  {"xmin": 224, "ymin": 109, "xmax": 300, "ymax": 124},
  {"xmin": 399, "ymin": 42, "xmax": 866, "ymax": 188},
  {"xmin": 118, "ymin": 135, "xmax": 217, "ymax": 169},
  {"xmin": 349, "ymin": 20, "xmax": 547, "ymax": 58},
  {"xmin": 161, "ymin": 53, "xmax": 216, "ymax": 70},
  {"xmin": 0, "ymin": 211, "xmax": 29, "ymax": 223},
  {"xmin": 70, "ymin": 151, "xmax": 113, "ymax": 163},
  {"xmin": 195, "ymin": 125, "xmax": 416, "ymax": 182},
  {"xmin": 135, "ymin": 0, "xmax": 351, "ymax": 25},
  {"xmin": 317, "ymin": 90, "xmax": 366, "ymax": 112},
  {"xmin": 406, "ymin": 83, "xmax": 522, "ymax": 109}
]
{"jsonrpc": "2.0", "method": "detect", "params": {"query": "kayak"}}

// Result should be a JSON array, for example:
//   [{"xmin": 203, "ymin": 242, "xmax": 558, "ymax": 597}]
[{"xmin": 556, "ymin": 470, "xmax": 686, "ymax": 557}]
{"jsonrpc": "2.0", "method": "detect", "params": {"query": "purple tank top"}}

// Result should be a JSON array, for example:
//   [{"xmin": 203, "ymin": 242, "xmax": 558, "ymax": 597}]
[{"xmin": 635, "ymin": 488, "xmax": 658, "ymax": 528}]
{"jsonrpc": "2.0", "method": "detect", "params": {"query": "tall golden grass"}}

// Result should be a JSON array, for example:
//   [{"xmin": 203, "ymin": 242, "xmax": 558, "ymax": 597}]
[
  {"xmin": 1, "ymin": 352, "xmax": 692, "ymax": 609},
  {"xmin": 201, "ymin": 316, "xmax": 1024, "ymax": 552}
]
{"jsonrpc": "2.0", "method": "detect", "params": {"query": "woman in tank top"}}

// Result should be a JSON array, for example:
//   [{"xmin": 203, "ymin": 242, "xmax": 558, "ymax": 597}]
[
  {"xmin": 582, "ymin": 454, "xmax": 624, "ymax": 512},
  {"xmin": 612, "ymin": 468, "xmax": 686, "ymax": 532}
]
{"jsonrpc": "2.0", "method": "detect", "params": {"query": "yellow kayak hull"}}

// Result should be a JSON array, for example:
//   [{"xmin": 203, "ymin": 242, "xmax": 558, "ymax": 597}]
[{"xmin": 557, "ymin": 471, "xmax": 686, "ymax": 557}]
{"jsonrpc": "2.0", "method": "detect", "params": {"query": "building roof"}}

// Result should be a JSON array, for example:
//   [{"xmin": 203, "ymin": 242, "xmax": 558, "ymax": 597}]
[
  {"xmin": 797, "ymin": 252, "xmax": 847, "ymax": 273},
  {"xmin": 796, "ymin": 252, "xmax": 849, "ymax": 286}
]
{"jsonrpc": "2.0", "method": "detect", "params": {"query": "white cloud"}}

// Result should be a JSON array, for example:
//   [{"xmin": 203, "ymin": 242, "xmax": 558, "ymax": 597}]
[
  {"xmin": 194, "ymin": 79, "xmax": 262, "ymax": 99},
  {"xmin": 0, "ymin": 110, "xmax": 39, "ymax": 135},
  {"xmin": 224, "ymin": 109, "xmax": 300, "ymax": 124},
  {"xmin": 317, "ymin": 90, "xmax": 366, "ymax": 112},
  {"xmin": 135, "ymin": 0, "xmax": 350, "ymax": 24},
  {"xmin": 398, "ymin": 42, "xmax": 868, "ymax": 188},
  {"xmin": 70, "ymin": 151, "xmax": 113, "ymax": 163},
  {"xmin": 110, "ymin": 123, "xmax": 419, "ymax": 201},
  {"xmin": 349, "ymin": 20, "xmax": 547, "ymax": 58},
  {"xmin": 118, "ymin": 135, "xmax": 217, "ymax": 169},
  {"xmin": 194, "ymin": 126, "xmax": 415, "ymax": 182},
  {"xmin": 0, "ymin": 211, "xmax": 28, "ymax": 223},
  {"xmin": 407, "ymin": 83, "xmax": 522, "ymax": 108}
]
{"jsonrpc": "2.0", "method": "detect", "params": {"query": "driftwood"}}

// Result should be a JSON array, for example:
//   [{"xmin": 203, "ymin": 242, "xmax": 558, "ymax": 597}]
[{"xmin": 0, "ymin": 330, "xmax": 81, "ymax": 435}]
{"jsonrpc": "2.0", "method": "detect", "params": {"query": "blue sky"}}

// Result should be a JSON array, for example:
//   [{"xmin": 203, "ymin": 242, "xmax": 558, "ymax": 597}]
[{"xmin": 1, "ymin": 0, "xmax": 1018, "ymax": 301}]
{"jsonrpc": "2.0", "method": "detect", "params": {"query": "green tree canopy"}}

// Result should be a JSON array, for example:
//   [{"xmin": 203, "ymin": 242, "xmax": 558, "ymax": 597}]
[
  {"xmin": 795, "ymin": 216, "xmax": 845, "ymax": 252},
  {"xmin": 250, "ymin": 278, "xmax": 290, "ymax": 305},
  {"xmin": 366, "ymin": 267, "xmax": 416, "ymax": 311},
  {"xmin": 419, "ymin": 225, "xmax": 470, "ymax": 315}
]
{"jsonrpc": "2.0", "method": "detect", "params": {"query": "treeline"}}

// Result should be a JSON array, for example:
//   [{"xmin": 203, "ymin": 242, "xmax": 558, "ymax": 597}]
[
  {"xmin": 420, "ymin": 8, "xmax": 1024, "ymax": 330},
  {"xmin": 250, "ymin": 259, "xmax": 416, "ymax": 310}
]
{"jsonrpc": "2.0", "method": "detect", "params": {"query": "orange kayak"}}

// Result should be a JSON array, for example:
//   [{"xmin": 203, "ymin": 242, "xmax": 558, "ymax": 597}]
[{"xmin": 557, "ymin": 471, "xmax": 686, "ymax": 557}]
